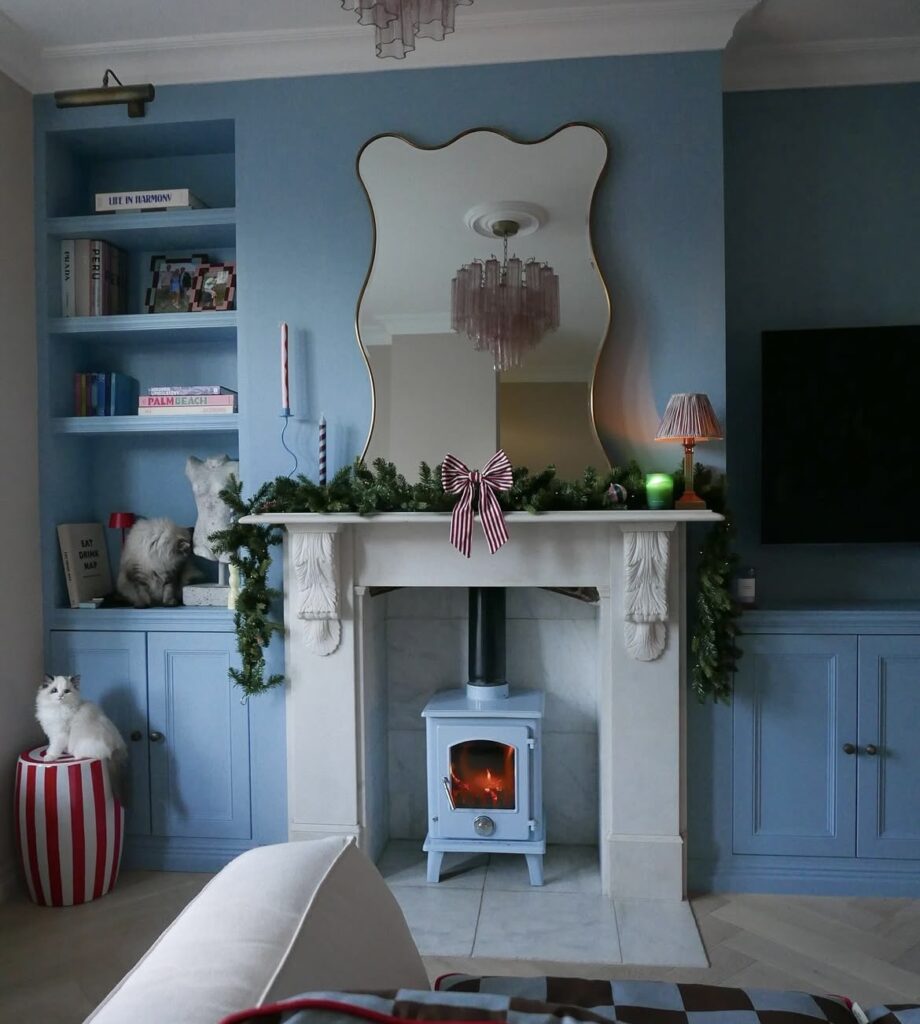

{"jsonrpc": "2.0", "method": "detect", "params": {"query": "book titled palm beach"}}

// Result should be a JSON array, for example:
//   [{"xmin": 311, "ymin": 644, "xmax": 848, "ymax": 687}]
[{"xmin": 95, "ymin": 188, "xmax": 207, "ymax": 213}]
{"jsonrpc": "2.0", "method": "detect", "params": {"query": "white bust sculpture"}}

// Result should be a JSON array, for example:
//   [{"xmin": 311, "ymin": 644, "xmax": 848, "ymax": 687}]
[{"xmin": 185, "ymin": 454, "xmax": 240, "ymax": 564}]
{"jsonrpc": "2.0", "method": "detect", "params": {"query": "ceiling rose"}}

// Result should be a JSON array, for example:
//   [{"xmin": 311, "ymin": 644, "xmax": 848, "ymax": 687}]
[{"xmin": 464, "ymin": 201, "xmax": 548, "ymax": 240}]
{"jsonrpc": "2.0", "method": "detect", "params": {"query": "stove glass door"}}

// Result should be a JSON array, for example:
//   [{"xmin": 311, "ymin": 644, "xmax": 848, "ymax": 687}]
[
  {"xmin": 434, "ymin": 723, "xmax": 533, "ymax": 841},
  {"xmin": 450, "ymin": 739, "xmax": 515, "ymax": 810}
]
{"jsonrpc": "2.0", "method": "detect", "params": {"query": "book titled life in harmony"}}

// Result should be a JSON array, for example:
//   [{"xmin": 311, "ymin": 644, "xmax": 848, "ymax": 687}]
[
  {"xmin": 95, "ymin": 189, "xmax": 207, "ymax": 213},
  {"xmin": 57, "ymin": 523, "xmax": 113, "ymax": 608}
]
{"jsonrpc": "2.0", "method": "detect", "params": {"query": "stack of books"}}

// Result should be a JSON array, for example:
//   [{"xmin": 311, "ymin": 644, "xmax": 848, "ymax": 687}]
[
  {"xmin": 61, "ymin": 240, "xmax": 128, "ymax": 317},
  {"xmin": 74, "ymin": 373, "xmax": 140, "ymax": 416},
  {"xmin": 138, "ymin": 385, "xmax": 238, "ymax": 416}
]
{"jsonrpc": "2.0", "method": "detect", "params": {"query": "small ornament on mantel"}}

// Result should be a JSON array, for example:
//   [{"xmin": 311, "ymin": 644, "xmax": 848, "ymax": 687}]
[{"xmin": 606, "ymin": 482, "xmax": 627, "ymax": 506}]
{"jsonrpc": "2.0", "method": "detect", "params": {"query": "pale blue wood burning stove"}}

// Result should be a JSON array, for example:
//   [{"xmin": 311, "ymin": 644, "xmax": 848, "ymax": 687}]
[{"xmin": 422, "ymin": 588, "xmax": 545, "ymax": 886}]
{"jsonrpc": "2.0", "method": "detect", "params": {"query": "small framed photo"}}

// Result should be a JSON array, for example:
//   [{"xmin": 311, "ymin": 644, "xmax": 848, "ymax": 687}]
[
  {"xmin": 192, "ymin": 263, "xmax": 236, "ymax": 312},
  {"xmin": 145, "ymin": 254, "xmax": 208, "ymax": 314}
]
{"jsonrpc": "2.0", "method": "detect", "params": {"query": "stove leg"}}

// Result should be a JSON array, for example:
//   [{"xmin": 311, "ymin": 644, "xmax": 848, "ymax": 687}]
[
  {"xmin": 525, "ymin": 854, "xmax": 544, "ymax": 886},
  {"xmin": 427, "ymin": 850, "xmax": 444, "ymax": 884}
]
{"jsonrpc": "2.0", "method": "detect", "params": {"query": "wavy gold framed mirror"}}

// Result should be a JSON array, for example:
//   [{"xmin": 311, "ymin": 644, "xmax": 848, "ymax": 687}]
[{"xmin": 355, "ymin": 123, "xmax": 611, "ymax": 478}]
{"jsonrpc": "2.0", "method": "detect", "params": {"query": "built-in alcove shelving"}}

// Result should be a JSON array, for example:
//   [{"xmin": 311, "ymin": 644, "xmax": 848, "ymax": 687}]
[
  {"xmin": 38, "ymin": 116, "xmax": 240, "ymax": 618},
  {"xmin": 35, "ymin": 99, "xmax": 286, "ymax": 872}
]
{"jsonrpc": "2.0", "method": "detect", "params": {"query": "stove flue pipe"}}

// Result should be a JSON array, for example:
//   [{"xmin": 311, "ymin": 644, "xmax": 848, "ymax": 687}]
[{"xmin": 467, "ymin": 587, "xmax": 509, "ymax": 700}]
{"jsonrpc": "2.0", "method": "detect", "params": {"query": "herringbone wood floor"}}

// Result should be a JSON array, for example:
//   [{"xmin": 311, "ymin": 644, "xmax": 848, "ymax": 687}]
[
  {"xmin": 0, "ymin": 872, "xmax": 918, "ymax": 1022},
  {"xmin": 429, "ymin": 891, "xmax": 920, "ymax": 1008}
]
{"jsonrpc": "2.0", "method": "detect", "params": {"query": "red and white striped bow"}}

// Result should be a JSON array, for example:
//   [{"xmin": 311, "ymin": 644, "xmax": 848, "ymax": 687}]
[{"xmin": 442, "ymin": 450, "xmax": 513, "ymax": 558}]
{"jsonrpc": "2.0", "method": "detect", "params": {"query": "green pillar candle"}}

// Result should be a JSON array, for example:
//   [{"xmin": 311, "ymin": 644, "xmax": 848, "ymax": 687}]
[{"xmin": 645, "ymin": 473, "xmax": 674, "ymax": 510}]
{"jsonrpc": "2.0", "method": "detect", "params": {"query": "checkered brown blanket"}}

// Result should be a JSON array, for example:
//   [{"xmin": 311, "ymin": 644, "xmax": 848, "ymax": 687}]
[{"xmin": 219, "ymin": 983, "xmax": 858, "ymax": 1024}]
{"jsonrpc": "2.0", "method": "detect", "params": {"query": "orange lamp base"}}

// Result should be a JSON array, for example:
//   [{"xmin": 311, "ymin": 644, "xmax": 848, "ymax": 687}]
[
  {"xmin": 679, "ymin": 439, "xmax": 707, "ymax": 510},
  {"xmin": 676, "ymin": 489, "xmax": 706, "ymax": 511}
]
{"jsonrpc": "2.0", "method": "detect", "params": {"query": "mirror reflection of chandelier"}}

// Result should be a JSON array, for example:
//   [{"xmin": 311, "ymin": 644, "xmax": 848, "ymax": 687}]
[{"xmin": 451, "ymin": 219, "xmax": 560, "ymax": 372}]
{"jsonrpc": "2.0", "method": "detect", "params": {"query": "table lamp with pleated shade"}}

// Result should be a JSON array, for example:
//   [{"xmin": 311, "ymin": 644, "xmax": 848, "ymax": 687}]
[{"xmin": 654, "ymin": 393, "xmax": 723, "ymax": 510}]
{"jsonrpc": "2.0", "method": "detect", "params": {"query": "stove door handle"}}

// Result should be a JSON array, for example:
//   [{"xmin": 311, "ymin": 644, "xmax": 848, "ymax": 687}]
[{"xmin": 441, "ymin": 776, "xmax": 456, "ymax": 811}]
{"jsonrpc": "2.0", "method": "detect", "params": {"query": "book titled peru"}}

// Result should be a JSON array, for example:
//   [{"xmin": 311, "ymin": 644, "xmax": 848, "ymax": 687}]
[
  {"xmin": 57, "ymin": 523, "xmax": 113, "ymax": 608},
  {"xmin": 95, "ymin": 188, "xmax": 207, "ymax": 213},
  {"xmin": 61, "ymin": 239, "xmax": 128, "ymax": 316}
]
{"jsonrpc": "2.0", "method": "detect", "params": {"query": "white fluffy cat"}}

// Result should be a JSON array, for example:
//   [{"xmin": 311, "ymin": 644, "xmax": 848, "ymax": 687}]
[
  {"xmin": 116, "ymin": 516, "xmax": 193, "ymax": 608},
  {"xmin": 36, "ymin": 675, "xmax": 128, "ymax": 802}
]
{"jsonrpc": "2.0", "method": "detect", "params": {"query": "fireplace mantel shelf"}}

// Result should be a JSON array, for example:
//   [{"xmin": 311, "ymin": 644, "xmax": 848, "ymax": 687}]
[{"xmin": 241, "ymin": 510, "xmax": 722, "ymax": 525}]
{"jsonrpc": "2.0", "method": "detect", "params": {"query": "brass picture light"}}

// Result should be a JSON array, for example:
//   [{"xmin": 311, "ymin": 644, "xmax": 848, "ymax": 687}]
[{"xmin": 54, "ymin": 69, "xmax": 155, "ymax": 119}]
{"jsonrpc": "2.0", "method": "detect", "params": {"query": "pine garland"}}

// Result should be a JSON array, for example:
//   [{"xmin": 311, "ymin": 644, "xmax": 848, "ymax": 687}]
[{"xmin": 212, "ymin": 459, "xmax": 740, "ymax": 701}]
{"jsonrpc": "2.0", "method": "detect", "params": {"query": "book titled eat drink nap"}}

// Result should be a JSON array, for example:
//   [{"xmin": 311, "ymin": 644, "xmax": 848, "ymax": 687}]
[{"xmin": 57, "ymin": 523, "xmax": 113, "ymax": 608}]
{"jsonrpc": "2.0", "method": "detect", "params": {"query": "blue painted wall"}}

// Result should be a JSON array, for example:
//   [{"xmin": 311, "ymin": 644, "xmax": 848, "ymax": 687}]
[
  {"xmin": 36, "ymin": 51, "xmax": 727, "ymax": 857},
  {"xmin": 37, "ymin": 51, "xmax": 726, "ymax": 488},
  {"xmin": 688, "ymin": 83, "xmax": 920, "ymax": 894},
  {"xmin": 724, "ymin": 83, "xmax": 920, "ymax": 605}
]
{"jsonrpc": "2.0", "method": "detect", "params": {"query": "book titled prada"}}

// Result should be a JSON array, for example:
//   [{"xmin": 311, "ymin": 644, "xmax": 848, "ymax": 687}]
[{"xmin": 94, "ymin": 188, "xmax": 207, "ymax": 213}]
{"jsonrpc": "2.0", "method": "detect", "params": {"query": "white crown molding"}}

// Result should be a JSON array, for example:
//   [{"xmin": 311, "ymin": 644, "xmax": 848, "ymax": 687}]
[
  {"xmin": 724, "ymin": 35, "xmax": 920, "ymax": 92},
  {"xmin": 0, "ymin": 10, "xmax": 42, "ymax": 92},
  {"xmin": 28, "ymin": 1, "xmax": 756, "ymax": 93}
]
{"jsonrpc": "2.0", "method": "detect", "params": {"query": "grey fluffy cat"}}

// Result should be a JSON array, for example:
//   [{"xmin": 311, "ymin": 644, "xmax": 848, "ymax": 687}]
[
  {"xmin": 36, "ymin": 675, "xmax": 127, "ymax": 802},
  {"xmin": 116, "ymin": 517, "xmax": 192, "ymax": 608}
]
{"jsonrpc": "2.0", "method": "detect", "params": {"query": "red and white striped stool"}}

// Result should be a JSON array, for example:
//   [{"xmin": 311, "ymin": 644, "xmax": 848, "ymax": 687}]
[{"xmin": 14, "ymin": 747, "xmax": 124, "ymax": 906}]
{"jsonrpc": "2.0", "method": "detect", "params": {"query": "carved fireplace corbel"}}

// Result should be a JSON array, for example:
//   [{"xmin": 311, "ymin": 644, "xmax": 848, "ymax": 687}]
[
  {"xmin": 621, "ymin": 528, "xmax": 670, "ymax": 661},
  {"xmin": 291, "ymin": 530, "xmax": 341, "ymax": 656}
]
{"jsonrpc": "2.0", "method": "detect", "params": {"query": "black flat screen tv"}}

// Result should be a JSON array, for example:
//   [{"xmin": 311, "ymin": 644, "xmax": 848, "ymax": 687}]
[{"xmin": 761, "ymin": 325, "xmax": 919, "ymax": 544}]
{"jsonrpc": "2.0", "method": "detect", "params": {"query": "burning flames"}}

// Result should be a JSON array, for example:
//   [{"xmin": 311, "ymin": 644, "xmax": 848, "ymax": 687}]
[{"xmin": 449, "ymin": 741, "xmax": 516, "ymax": 810}]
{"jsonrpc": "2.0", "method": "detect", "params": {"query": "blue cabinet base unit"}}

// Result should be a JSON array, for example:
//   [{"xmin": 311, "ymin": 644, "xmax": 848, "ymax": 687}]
[
  {"xmin": 732, "ymin": 635, "xmax": 857, "ymax": 858},
  {"xmin": 147, "ymin": 632, "xmax": 251, "ymax": 841},
  {"xmin": 858, "ymin": 636, "xmax": 920, "ymax": 860},
  {"xmin": 689, "ymin": 856, "xmax": 920, "ymax": 899},
  {"xmin": 47, "ymin": 628, "xmax": 283, "ymax": 872},
  {"xmin": 690, "ymin": 608, "xmax": 920, "ymax": 896}
]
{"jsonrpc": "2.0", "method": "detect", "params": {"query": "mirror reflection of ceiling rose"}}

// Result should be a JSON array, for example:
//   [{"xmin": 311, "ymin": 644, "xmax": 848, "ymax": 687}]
[{"xmin": 464, "ymin": 202, "xmax": 548, "ymax": 239}]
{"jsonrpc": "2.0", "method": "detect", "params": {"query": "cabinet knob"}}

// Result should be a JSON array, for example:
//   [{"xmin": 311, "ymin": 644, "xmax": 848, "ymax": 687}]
[
  {"xmin": 865, "ymin": 744, "xmax": 879, "ymax": 756},
  {"xmin": 842, "ymin": 742, "xmax": 856, "ymax": 755},
  {"xmin": 149, "ymin": 731, "xmax": 164, "ymax": 743},
  {"xmin": 130, "ymin": 730, "xmax": 143, "ymax": 742}
]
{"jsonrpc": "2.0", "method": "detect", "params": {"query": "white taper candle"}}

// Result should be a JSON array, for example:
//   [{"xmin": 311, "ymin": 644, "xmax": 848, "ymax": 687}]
[{"xmin": 281, "ymin": 321, "xmax": 289, "ymax": 412}]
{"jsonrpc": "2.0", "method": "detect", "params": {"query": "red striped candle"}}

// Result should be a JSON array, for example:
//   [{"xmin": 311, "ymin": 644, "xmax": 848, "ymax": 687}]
[
  {"xmin": 14, "ymin": 747, "xmax": 124, "ymax": 906},
  {"xmin": 281, "ymin": 321, "xmax": 290, "ymax": 412}
]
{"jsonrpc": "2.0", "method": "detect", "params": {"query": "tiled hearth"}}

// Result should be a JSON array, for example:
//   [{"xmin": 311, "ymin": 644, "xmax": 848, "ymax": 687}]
[{"xmin": 379, "ymin": 841, "xmax": 708, "ymax": 966}]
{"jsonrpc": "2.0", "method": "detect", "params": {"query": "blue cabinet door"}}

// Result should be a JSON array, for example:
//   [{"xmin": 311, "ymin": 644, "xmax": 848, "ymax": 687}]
[
  {"xmin": 733, "ymin": 634, "xmax": 858, "ymax": 857},
  {"xmin": 858, "ymin": 636, "xmax": 920, "ymax": 859},
  {"xmin": 49, "ymin": 630, "xmax": 150, "ymax": 836},
  {"xmin": 147, "ymin": 632, "xmax": 251, "ymax": 840}
]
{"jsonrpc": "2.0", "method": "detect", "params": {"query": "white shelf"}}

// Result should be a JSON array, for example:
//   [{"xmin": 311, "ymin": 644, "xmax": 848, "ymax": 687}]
[
  {"xmin": 46, "ymin": 207, "xmax": 236, "ymax": 249},
  {"xmin": 49, "ymin": 311, "xmax": 236, "ymax": 339},
  {"xmin": 52, "ymin": 414, "xmax": 239, "ymax": 434}
]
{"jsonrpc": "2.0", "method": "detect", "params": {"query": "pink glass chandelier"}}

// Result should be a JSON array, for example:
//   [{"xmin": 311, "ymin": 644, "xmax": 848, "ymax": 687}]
[
  {"xmin": 341, "ymin": 0, "xmax": 473, "ymax": 60},
  {"xmin": 451, "ymin": 220, "xmax": 560, "ymax": 372}
]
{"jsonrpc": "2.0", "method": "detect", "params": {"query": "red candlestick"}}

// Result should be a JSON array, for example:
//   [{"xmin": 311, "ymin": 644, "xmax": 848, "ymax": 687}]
[
  {"xmin": 281, "ymin": 321, "xmax": 290, "ymax": 413},
  {"xmin": 108, "ymin": 511, "xmax": 136, "ymax": 548}
]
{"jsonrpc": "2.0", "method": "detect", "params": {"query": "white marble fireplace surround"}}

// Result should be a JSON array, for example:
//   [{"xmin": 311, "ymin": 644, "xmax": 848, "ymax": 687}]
[{"xmin": 242, "ymin": 510, "xmax": 720, "ymax": 913}]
